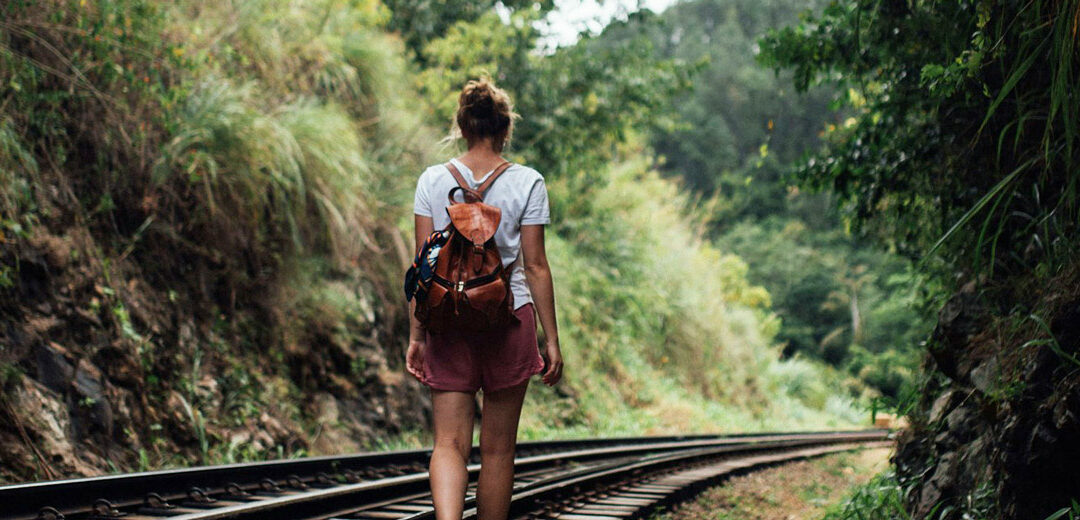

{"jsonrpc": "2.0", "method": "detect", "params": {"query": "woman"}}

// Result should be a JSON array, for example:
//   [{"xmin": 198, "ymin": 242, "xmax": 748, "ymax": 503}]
[{"xmin": 405, "ymin": 77, "xmax": 564, "ymax": 520}]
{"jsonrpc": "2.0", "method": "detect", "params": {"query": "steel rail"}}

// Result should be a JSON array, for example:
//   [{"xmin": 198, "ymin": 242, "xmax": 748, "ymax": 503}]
[
  {"xmin": 484, "ymin": 439, "xmax": 894, "ymax": 520},
  {"xmin": 156, "ymin": 431, "xmax": 889, "ymax": 520},
  {"xmin": 400, "ymin": 432, "xmax": 890, "ymax": 520},
  {"xmin": 2, "ymin": 432, "xmax": 737, "ymax": 520},
  {"xmin": 4, "ymin": 430, "xmax": 888, "ymax": 520}
]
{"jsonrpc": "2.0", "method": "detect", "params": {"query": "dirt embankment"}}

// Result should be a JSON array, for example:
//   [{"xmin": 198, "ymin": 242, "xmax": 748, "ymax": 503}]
[{"xmin": 0, "ymin": 222, "xmax": 429, "ymax": 483}]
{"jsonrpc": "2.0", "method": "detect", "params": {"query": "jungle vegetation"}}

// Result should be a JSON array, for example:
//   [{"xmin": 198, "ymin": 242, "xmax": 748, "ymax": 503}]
[{"xmin": 4, "ymin": 0, "xmax": 1022, "ymax": 481}]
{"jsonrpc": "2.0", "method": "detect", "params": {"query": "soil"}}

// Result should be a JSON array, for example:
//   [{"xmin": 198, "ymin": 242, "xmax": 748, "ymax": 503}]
[{"xmin": 649, "ymin": 447, "xmax": 891, "ymax": 520}]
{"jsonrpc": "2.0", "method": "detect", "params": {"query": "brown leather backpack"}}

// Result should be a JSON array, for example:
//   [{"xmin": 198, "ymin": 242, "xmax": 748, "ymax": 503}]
[{"xmin": 415, "ymin": 160, "xmax": 518, "ymax": 334}]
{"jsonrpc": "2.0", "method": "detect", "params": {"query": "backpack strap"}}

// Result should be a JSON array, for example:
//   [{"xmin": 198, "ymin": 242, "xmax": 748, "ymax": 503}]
[
  {"xmin": 445, "ymin": 162, "xmax": 482, "ymax": 204},
  {"xmin": 445, "ymin": 160, "xmax": 513, "ymax": 203},
  {"xmin": 477, "ymin": 161, "xmax": 512, "ymax": 198}
]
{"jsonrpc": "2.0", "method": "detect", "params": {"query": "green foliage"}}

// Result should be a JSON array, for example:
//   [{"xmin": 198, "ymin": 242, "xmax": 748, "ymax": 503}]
[
  {"xmin": 1045, "ymin": 503, "xmax": 1080, "ymax": 520},
  {"xmin": 719, "ymin": 219, "xmax": 928, "ymax": 397},
  {"xmin": 759, "ymin": 0, "xmax": 1080, "ymax": 289},
  {"xmin": 0, "ymin": 361, "xmax": 23, "ymax": 389},
  {"xmin": 415, "ymin": 7, "xmax": 694, "ymax": 204},
  {"xmin": 519, "ymin": 157, "xmax": 864, "ymax": 437},
  {"xmin": 630, "ymin": 0, "xmax": 837, "ymax": 196},
  {"xmin": 1, "ymin": 0, "xmax": 879, "ymax": 475},
  {"xmin": 150, "ymin": 78, "xmax": 375, "ymax": 262},
  {"xmin": 1, "ymin": 0, "xmax": 187, "ymax": 212},
  {"xmin": 584, "ymin": 0, "xmax": 932, "ymax": 399},
  {"xmin": 820, "ymin": 470, "xmax": 912, "ymax": 520},
  {"xmin": 1022, "ymin": 314, "xmax": 1080, "ymax": 369},
  {"xmin": 820, "ymin": 459, "xmax": 1002, "ymax": 520},
  {"xmin": 1, "ymin": 0, "xmax": 434, "ymax": 468},
  {"xmin": 0, "ymin": 116, "xmax": 38, "ymax": 220},
  {"xmin": 380, "ymin": 0, "xmax": 552, "ymax": 60}
]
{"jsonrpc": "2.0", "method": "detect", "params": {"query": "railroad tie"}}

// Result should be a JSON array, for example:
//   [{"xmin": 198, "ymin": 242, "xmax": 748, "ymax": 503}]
[{"xmin": 551, "ymin": 442, "xmax": 886, "ymax": 519}]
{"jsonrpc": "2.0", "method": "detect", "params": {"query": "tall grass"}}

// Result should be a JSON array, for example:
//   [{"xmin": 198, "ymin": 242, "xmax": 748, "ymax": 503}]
[
  {"xmin": 150, "ymin": 78, "xmax": 376, "ymax": 265},
  {"xmin": 0, "ymin": 116, "xmax": 37, "ymax": 221},
  {"xmin": 920, "ymin": 0, "xmax": 1080, "ymax": 281},
  {"xmin": 1, "ymin": 0, "xmax": 434, "ymax": 465},
  {"xmin": 150, "ymin": 0, "xmax": 429, "ymax": 271}
]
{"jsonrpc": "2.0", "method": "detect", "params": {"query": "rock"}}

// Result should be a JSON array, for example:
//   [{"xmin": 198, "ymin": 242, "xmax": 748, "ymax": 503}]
[
  {"xmin": 312, "ymin": 393, "xmax": 340, "ymax": 424},
  {"xmin": 944, "ymin": 403, "xmax": 977, "ymax": 444},
  {"xmin": 969, "ymin": 357, "xmax": 999, "ymax": 396},
  {"xmin": 25, "ymin": 315, "xmax": 62, "ymax": 336},
  {"xmin": 1023, "ymin": 347, "xmax": 1057, "ymax": 402},
  {"xmin": 310, "ymin": 393, "xmax": 362, "ymax": 454},
  {"xmin": 928, "ymin": 291, "xmax": 988, "ymax": 383},
  {"xmin": 72, "ymin": 359, "xmax": 113, "ymax": 438},
  {"xmin": 177, "ymin": 321, "xmax": 198, "ymax": 353},
  {"xmin": 33, "ymin": 341, "xmax": 73, "ymax": 394},
  {"xmin": 377, "ymin": 367, "xmax": 404, "ymax": 387},
  {"xmin": 1052, "ymin": 383, "xmax": 1080, "ymax": 430},
  {"xmin": 327, "ymin": 373, "xmax": 357, "ymax": 396},
  {"xmin": 9, "ymin": 378, "xmax": 100, "ymax": 477},
  {"xmin": 258, "ymin": 412, "xmax": 294, "ymax": 444},
  {"xmin": 1025, "ymin": 422, "xmax": 1060, "ymax": 465},
  {"xmin": 929, "ymin": 388, "xmax": 960, "ymax": 425},
  {"xmin": 916, "ymin": 452, "xmax": 958, "ymax": 518},
  {"xmin": 1003, "ymin": 418, "xmax": 1080, "ymax": 520},
  {"xmin": 960, "ymin": 435, "xmax": 992, "ymax": 483}
]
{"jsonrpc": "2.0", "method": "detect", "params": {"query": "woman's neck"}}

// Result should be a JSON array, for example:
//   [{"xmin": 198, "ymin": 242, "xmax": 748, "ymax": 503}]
[{"xmin": 457, "ymin": 141, "xmax": 505, "ymax": 181}]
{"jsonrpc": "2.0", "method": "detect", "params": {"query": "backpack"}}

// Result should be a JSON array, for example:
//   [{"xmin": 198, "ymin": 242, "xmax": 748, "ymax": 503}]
[{"xmin": 404, "ymin": 160, "xmax": 518, "ymax": 333}]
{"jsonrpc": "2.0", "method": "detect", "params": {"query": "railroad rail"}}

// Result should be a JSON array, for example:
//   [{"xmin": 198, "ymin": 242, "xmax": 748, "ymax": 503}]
[{"xmin": 5, "ymin": 430, "xmax": 891, "ymax": 520}]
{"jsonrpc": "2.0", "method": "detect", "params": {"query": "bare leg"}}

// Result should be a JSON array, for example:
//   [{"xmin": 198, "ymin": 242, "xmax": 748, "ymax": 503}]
[
  {"xmin": 476, "ymin": 379, "xmax": 529, "ymax": 520},
  {"xmin": 430, "ymin": 388, "xmax": 476, "ymax": 520}
]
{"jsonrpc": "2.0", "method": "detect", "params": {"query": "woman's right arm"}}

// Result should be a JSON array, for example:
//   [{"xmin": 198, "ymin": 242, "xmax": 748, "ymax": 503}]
[
  {"xmin": 406, "ymin": 214, "xmax": 435, "ymax": 382},
  {"xmin": 522, "ymin": 223, "xmax": 562, "ymax": 386}
]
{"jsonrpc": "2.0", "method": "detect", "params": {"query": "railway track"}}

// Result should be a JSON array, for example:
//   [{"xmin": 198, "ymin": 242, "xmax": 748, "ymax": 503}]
[{"xmin": 6, "ymin": 430, "xmax": 890, "ymax": 520}]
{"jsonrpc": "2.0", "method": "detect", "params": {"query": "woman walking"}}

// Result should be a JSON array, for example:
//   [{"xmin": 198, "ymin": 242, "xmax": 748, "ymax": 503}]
[{"xmin": 405, "ymin": 77, "xmax": 564, "ymax": 520}]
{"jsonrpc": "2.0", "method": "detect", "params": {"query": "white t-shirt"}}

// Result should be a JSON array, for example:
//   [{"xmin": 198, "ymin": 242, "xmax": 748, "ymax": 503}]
[{"xmin": 413, "ymin": 157, "xmax": 551, "ymax": 310}]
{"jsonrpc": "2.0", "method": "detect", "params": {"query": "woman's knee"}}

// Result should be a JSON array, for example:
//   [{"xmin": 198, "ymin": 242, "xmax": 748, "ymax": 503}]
[
  {"xmin": 434, "ymin": 434, "xmax": 473, "ymax": 461},
  {"xmin": 479, "ymin": 432, "xmax": 516, "ymax": 460}
]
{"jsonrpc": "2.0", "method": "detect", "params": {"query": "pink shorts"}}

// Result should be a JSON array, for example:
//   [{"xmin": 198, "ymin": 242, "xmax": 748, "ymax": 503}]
[{"xmin": 421, "ymin": 303, "xmax": 546, "ymax": 393}]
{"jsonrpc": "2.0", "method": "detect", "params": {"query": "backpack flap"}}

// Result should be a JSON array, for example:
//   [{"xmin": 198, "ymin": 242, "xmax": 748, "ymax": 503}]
[{"xmin": 446, "ymin": 201, "xmax": 501, "ymax": 247}]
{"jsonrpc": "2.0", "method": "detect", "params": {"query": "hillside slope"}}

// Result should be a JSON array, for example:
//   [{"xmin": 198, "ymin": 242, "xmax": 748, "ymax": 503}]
[{"xmin": 0, "ymin": 0, "xmax": 862, "ymax": 483}]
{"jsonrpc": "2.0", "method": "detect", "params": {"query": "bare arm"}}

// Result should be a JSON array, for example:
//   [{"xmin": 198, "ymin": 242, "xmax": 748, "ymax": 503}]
[
  {"xmin": 405, "ymin": 214, "xmax": 434, "ymax": 382},
  {"xmin": 409, "ymin": 214, "xmax": 435, "ymax": 343},
  {"xmin": 521, "ymin": 224, "xmax": 562, "ymax": 386}
]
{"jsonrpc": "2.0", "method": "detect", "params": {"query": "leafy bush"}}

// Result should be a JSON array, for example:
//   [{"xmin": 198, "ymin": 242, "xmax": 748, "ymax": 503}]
[{"xmin": 759, "ymin": 0, "xmax": 1080, "ymax": 290}]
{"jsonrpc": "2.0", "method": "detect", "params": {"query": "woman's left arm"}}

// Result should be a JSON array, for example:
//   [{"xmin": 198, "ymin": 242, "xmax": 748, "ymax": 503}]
[
  {"xmin": 521, "ymin": 224, "xmax": 562, "ymax": 386},
  {"xmin": 405, "ymin": 214, "xmax": 435, "ymax": 383}
]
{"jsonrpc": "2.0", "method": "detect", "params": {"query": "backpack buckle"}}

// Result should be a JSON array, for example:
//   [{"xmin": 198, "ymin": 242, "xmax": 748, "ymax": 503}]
[{"xmin": 456, "ymin": 281, "xmax": 465, "ymax": 292}]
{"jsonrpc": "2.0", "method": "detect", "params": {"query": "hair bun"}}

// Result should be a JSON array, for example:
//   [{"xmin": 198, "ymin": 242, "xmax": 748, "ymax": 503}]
[
  {"xmin": 466, "ymin": 94, "xmax": 496, "ymax": 117},
  {"xmin": 455, "ymin": 77, "xmax": 518, "ymax": 152},
  {"xmin": 463, "ymin": 83, "xmax": 496, "ymax": 116}
]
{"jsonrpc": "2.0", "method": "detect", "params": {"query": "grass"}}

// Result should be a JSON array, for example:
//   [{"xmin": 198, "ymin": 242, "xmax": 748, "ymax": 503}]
[{"xmin": 818, "ymin": 470, "xmax": 912, "ymax": 520}]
